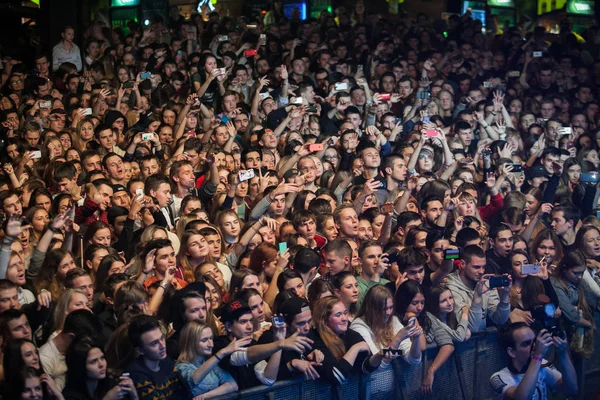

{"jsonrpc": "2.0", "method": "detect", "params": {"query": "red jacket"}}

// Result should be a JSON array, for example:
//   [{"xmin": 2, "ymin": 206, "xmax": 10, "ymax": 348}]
[
  {"xmin": 479, "ymin": 193, "xmax": 504, "ymax": 222},
  {"xmin": 75, "ymin": 196, "xmax": 108, "ymax": 225}
]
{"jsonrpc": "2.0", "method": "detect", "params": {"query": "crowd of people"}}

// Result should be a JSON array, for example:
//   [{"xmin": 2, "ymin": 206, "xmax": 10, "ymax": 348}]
[{"xmin": 0, "ymin": 1, "xmax": 598, "ymax": 398}]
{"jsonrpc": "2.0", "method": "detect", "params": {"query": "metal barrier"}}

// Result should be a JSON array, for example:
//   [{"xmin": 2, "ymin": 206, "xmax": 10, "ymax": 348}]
[{"xmin": 213, "ymin": 321, "xmax": 600, "ymax": 400}]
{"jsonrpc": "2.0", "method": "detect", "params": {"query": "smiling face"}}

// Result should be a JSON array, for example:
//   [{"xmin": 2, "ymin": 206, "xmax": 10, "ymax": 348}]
[
  {"xmin": 326, "ymin": 301, "xmax": 349, "ymax": 335},
  {"xmin": 583, "ymin": 229, "xmax": 600, "ymax": 258}
]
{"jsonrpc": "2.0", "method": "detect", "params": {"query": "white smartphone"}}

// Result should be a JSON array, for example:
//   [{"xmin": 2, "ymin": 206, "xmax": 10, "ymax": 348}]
[
  {"xmin": 521, "ymin": 264, "xmax": 541, "ymax": 275},
  {"xmin": 30, "ymin": 151, "xmax": 42, "ymax": 159},
  {"xmin": 238, "ymin": 169, "xmax": 255, "ymax": 182},
  {"xmin": 335, "ymin": 82, "xmax": 348, "ymax": 91}
]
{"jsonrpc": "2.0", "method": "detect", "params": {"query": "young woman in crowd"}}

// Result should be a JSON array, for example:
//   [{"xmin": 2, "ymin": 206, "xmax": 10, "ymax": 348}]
[
  {"xmin": 0, "ymin": 8, "xmax": 598, "ymax": 399},
  {"xmin": 63, "ymin": 337, "xmax": 138, "ymax": 400},
  {"xmin": 176, "ymin": 320, "xmax": 248, "ymax": 398},
  {"xmin": 312, "ymin": 296, "xmax": 384, "ymax": 385},
  {"xmin": 350, "ymin": 285, "xmax": 423, "ymax": 369}
]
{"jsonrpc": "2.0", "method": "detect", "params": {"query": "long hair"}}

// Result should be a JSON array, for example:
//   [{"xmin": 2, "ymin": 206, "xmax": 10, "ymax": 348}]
[
  {"xmin": 248, "ymin": 242, "xmax": 278, "ymax": 279},
  {"xmin": 4, "ymin": 367, "xmax": 44, "ymax": 400},
  {"xmin": 575, "ymin": 225, "xmax": 600, "ymax": 258},
  {"xmin": 356, "ymin": 285, "xmax": 394, "ymax": 349},
  {"xmin": 530, "ymin": 228, "xmax": 564, "ymax": 266},
  {"xmin": 65, "ymin": 336, "xmax": 112, "ymax": 397},
  {"xmin": 228, "ymin": 269, "xmax": 259, "ymax": 298},
  {"xmin": 35, "ymin": 248, "xmax": 72, "ymax": 301},
  {"xmin": 312, "ymin": 296, "xmax": 346, "ymax": 360},
  {"xmin": 394, "ymin": 280, "xmax": 431, "ymax": 333},
  {"xmin": 554, "ymin": 250, "xmax": 593, "ymax": 321},
  {"xmin": 114, "ymin": 281, "xmax": 149, "ymax": 324},
  {"xmin": 178, "ymin": 321, "xmax": 212, "ymax": 363},
  {"xmin": 3, "ymin": 339, "xmax": 43, "ymax": 383},
  {"xmin": 332, "ymin": 271, "xmax": 358, "ymax": 315},
  {"xmin": 307, "ymin": 279, "xmax": 334, "ymax": 309},
  {"xmin": 53, "ymin": 289, "xmax": 87, "ymax": 331},
  {"xmin": 178, "ymin": 229, "xmax": 209, "ymax": 282},
  {"xmin": 426, "ymin": 285, "xmax": 459, "ymax": 329}
]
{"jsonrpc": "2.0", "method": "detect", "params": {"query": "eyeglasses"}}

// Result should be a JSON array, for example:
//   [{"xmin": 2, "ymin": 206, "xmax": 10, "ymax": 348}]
[{"xmin": 10, "ymin": 80, "xmax": 22, "ymax": 85}]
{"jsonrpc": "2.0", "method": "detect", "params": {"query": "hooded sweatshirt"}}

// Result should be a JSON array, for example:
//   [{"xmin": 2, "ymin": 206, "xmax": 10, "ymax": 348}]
[{"xmin": 446, "ymin": 271, "xmax": 510, "ymax": 333}]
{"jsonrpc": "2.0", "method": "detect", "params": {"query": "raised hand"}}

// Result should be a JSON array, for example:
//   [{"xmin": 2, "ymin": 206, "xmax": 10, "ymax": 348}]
[{"xmin": 5, "ymin": 216, "xmax": 31, "ymax": 238}]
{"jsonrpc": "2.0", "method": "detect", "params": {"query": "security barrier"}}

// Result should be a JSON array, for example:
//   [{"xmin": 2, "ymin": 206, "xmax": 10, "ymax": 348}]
[{"xmin": 213, "ymin": 318, "xmax": 600, "ymax": 400}]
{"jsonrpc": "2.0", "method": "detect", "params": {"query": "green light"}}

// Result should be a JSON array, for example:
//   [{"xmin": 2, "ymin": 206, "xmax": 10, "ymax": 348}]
[
  {"xmin": 443, "ymin": 31, "xmax": 448, "ymax": 37},
  {"xmin": 327, "ymin": 6, "xmax": 332, "ymax": 13}
]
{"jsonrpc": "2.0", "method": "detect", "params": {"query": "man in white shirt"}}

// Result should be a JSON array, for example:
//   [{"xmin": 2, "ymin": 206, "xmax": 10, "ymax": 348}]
[
  {"xmin": 489, "ymin": 323, "xmax": 577, "ymax": 400},
  {"xmin": 52, "ymin": 26, "xmax": 82, "ymax": 72},
  {"xmin": 39, "ymin": 309, "xmax": 101, "ymax": 391}
]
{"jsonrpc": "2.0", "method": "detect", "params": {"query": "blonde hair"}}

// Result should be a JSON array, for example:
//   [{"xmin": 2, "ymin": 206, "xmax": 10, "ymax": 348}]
[
  {"xmin": 355, "ymin": 285, "xmax": 394, "ymax": 349},
  {"xmin": 177, "ymin": 320, "xmax": 212, "ymax": 363},
  {"xmin": 53, "ymin": 289, "xmax": 86, "ymax": 331}
]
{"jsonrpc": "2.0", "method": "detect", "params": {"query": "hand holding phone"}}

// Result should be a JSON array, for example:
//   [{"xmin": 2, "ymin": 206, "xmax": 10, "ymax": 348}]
[{"xmin": 488, "ymin": 275, "xmax": 510, "ymax": 289}]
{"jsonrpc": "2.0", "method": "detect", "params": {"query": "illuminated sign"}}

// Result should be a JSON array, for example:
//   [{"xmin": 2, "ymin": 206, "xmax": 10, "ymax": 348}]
[
  {"xmin": 488, "ymin": 0, "xmax": 515, "ymax": 7},
  {"xmin": 537, "ymin": 0, "xmax": 567, "ymax": 15},
  {"xmin": 111, "ymin": 0, "xmax": 140, "ymax": 6},
  {"xmin": 567, "ymin": 0, "xmax": 594, "ymax": 15}
]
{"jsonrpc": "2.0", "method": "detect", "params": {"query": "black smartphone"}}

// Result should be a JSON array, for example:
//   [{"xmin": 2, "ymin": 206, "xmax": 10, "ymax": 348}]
[
  {"xmin": 508, "ymin": 163, "xmax": 523, "ymax": 172},
  {"xmin": 580, "ymin": 172, "xmax": 599, "ymax": 184},
  {"xmin": 123, "ymin": 81, "xmax": 134, "ymax": 89},
  {"xmin": 443, "ymin": 249, "xmax": 461, "ymax": 260},
  {"xmin": 383, "ymin": 348, "xmax": 402, "ymax": 355},
  {"xmin": 488, "ymin": 275, "xmax": 510, "ymax": 288},
  {"xmin": 387, "ymin": 251, "xmax": 399, "ymax": 264}
]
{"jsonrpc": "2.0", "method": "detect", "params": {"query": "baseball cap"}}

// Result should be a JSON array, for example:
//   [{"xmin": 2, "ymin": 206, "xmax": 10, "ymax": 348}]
[
  {"xmin": 221, "ymin": 299, "xmax": 252, "ymax": 323},
  {"xmin": 279, "ymin": 296, "xmax": 310, "ymax": 320},
  {"xmin": 112, "ymin": 184, "xmax": 127, "ymax": 194}
]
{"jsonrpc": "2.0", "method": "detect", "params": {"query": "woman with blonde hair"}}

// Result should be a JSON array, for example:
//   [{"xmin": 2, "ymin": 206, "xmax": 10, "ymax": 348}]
[
  {"xmin": 215, "ymin": 209, "xmax": 243, "ymax": 252},
  {"xmin": 311, "ymin": 296, "xmax": 383, "ymax": 385},
  {"xmin": 178, "ymin": 229, "xmax": 211, "ymax": 283},
  {"xmin": 53, "ymin": 289, "xmax": 89, "ymax": 332},
  {"xmin": 176, "ymin": 321, "xmax": 248, "ymax": 398},
  {"xmin": 350, "ymin": 285, "xmax": 423, "ymax": 369}
]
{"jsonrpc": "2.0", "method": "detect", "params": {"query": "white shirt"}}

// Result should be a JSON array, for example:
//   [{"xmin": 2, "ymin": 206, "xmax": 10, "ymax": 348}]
[
  {"xmin": 52, "ymin": 41, "xmax": 82, "ymax": 72},
  {"xmin": 489, "ymin": 361, "xmax": 562, "ymax": 400},
  {"xmin": 39, "ymin": 332, "xmax": 67, "ymax": 391}
]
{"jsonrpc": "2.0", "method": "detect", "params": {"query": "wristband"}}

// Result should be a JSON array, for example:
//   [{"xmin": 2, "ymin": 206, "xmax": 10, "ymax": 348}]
[
  {"xmin": 215, "ymin": 353, "xmax": 223, "ymax": 361},
  {"xmin": 532, "ymin": 355, "xmax": 543, "ymax": 362},
  {"xmin": 160, "ymin": 281, "xmax": 170, "ymax": 290}
]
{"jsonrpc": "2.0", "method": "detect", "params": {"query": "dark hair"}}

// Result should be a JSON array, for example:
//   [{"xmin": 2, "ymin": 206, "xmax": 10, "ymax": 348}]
[
  {"xmin": 293, "ymin": 247, "xmax": 321, "ymax": 274},
  {"xmin": 63, "ymin": 309, "xmax": 102, "ymax": 338},
  {"xmin": 427, "ymin": 285, "xmax": 459, "ymax": 329},
  {"xmin": 394, "ymin": 280, "xmax": 430, "ymax": 332},
  {"xmin": 3, "ymin": 339, "xmax": 42, "ymax": 384},
  {"xmin": 127, "ymin": 315, "xmax": 161, "ymax": 349},
  {"xmin": 499, "ymin": 322, "xmax": 530, "ymax": 351},
  {"xmin": 396, "ymin": 246, "xmax": 427, "ymax": 271},
  {"xmin": 455, "ymin": 227, "xmax": 480, "ymax": 249},
  {"xmin": 489, "ymin": 223, "xmax": 512, "ymax": 241},
  {"xmin": 276, "ymin": 269, "xmax": 303, "ymax": 292},
  {"xmin": 307, "ymin": 279, "xmax": 334, "ymax": 308},
  {"xmin": 462, "ymin": 244, "xmax": 486, "ymax": 264},
  {"xmin": 65, "ymin": 336, "xmax": 112, "ymax": 396}
]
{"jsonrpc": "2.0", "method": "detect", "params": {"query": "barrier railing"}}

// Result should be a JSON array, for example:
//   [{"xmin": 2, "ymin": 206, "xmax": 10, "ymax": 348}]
[{"xmin": 213, "ymin": 317, "xmax": 600, "ymax": 400}]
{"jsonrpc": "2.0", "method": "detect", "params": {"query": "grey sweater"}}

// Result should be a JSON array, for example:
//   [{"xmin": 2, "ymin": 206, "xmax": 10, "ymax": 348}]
[{"xmin": 446, "ymin": 271, "xmax": 510, "ymax": 333}]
